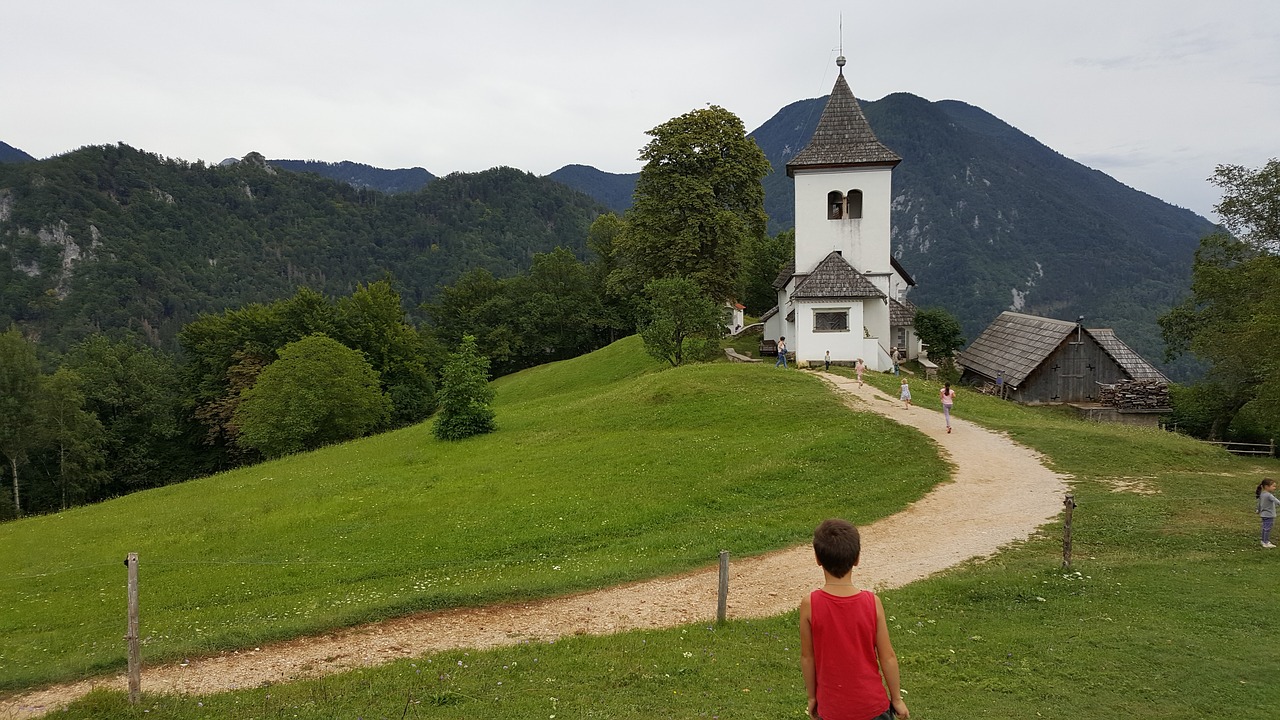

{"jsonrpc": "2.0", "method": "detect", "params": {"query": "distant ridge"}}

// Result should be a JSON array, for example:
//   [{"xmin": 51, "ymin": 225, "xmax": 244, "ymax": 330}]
[
  {"xmin": 546, "ymin": 164, "xmax": 637, "ymax": 213},
  {"xmin": 269, "ymin": 159, "xmax": 435, "ymax": 194},
  {"xmin": 0, "ymin": 141, "xmax": 36, "ymax": 163}
]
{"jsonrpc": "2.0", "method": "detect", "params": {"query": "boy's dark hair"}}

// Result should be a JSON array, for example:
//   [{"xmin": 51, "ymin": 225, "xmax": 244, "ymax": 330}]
[{"xmin": 813, "ymin": 519, "xmax": 861, "ymax": 578}]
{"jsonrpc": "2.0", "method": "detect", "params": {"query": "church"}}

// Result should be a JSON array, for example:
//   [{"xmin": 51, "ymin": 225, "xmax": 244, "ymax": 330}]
[{"xmin": 762, "ymin": 57, "xmax": 920, "ymax": 371}]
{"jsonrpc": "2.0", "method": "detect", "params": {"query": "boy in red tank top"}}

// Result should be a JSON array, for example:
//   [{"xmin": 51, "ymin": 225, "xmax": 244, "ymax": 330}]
[{"xmin": 800, "ymin": 519, "xmax": 909, "ymax": 720}]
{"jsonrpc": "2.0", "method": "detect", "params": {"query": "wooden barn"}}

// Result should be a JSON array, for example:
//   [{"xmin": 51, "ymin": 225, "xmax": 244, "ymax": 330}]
[{"xmin": 956, "ymin": 312, "xmax": 1168, "ymax": 405}]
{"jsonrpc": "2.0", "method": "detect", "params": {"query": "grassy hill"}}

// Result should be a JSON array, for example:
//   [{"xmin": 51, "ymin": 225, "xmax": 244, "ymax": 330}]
[
  {"xmin": 0, "ymin": 337, "xmax": 948, "ymax": 692},
  {"xmin": 46, "ymin": 365, "xmax": 1280, "ymax": 720}
]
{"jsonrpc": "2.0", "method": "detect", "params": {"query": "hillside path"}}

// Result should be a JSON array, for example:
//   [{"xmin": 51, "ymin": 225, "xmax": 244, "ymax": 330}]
[{"xmin": 2, "ymin": 372, "xmax": 1068, "ymax": 718}]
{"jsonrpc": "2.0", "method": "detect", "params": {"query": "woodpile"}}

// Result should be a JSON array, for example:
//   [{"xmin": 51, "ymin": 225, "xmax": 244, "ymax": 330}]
[{"xmin": 1098, "ymin": 379, "xmax": 1170, "ymax": 410}]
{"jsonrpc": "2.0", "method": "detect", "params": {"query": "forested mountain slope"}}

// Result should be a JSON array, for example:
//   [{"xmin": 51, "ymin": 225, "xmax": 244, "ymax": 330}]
[
  {"xmin": 0, "ymin": 145, "xmax": 603, "ymax": 351},
  {"xmin": 0, "ymin": 141, "xmax": 36, "ymax": 164}
]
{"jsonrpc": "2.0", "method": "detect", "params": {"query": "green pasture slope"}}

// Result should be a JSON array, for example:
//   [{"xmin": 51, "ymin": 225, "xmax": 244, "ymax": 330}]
[
  {"xmin": 49, "ymin": 367, "xmax": 1280, "ymax": 720},
  {"xmin": 0, "ymin": 337, "xmax": 947, "ymax": 694}
]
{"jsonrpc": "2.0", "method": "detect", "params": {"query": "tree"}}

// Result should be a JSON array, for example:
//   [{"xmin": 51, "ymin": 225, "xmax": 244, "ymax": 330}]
[
  {"xmin": 36, "ymin": 368, "xmax": 104, "ymax": 511},
  {"xmin": 638, "ymin": 277, "xmax": 724, "ymax": 367},
  {"xmin": 613, "ymin": 106, "xmax": 771, "ymax": 302},
  {"xmin": 1211, "ymin": 159, "xmax": 1280, "ymax": 253},
  {"xmin": 1160, "ymin": 160, "xmax": 1280, "ymax": 439},
  {"xmin": 914, "ymin": 307, "xmax": 966, "ymax": 359},
  {"xmin": 586, "ymin": 213, "xmax": 638, "ymax": 341},
  {"xmin": 0, "ymin": 328, "xmax": 43, "ymax": 517},
  {"xmin": 65, "ymin": 335, "xmax": 187, "ymax": 495},
  {"xmin": 741, "ymin": 229, "xmax": 794, "ymax": 315},
  {"xmin": 335, "ymin": 280, "xmax": 436, "ymax": 426},
  {"xmin": 233, "ymin": 334, "xmax": 392, "ymax": 458},
  {"xmin": 509, "ymin": 247, "xmax": 610, "ymax": 364},
  {"xmin": 433, "ymin": 335, "xmax": 496, "ymax": 441},
  {"xmin": 914, "ymin": 308, "xmax": 966, "ymax": 383}
]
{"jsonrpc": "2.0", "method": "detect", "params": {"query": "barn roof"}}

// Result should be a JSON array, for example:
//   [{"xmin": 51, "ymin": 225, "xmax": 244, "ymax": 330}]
[
  {"xmin": 790, "ymin": 252, "xmax": 886, "ymax": 301},
  {"xmin": 786, "ymin": 71, "xmax": 901, "ymax": 177},
  {"xmin": 1088, "ymin": 329, "xmax": 1169, "ymax": 382},
  {"xmin": 958, "ymin": 312, "xmax": 1170, "ymax": 388},
  {"xmin": 956, "ymin": 312, "xmax": 1077, "ymax": 387}
]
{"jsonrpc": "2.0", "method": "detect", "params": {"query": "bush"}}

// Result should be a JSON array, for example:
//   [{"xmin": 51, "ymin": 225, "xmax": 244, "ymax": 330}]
[
  {"xmin": 234, "ymin": 334, "xmax": 391, "ymax": 457},
  {"xmin": 433, "ymin": 336, "xmax": 496, "ymax": 441}
]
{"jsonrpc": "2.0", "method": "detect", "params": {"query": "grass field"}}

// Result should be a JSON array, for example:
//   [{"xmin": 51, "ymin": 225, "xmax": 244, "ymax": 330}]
[
  {"xmin": 0, "ymin": 337, "xmax": 949, "ymax": 693},
  {"xmin": 42, "ymin": 364, "xmax": 1280, "ymax": 719}
]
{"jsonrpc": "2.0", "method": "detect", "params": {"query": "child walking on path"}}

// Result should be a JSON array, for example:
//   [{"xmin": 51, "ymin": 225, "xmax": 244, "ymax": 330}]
[
  {"xmin": 800, "ymin": 519, "xmax": 910, "ymax": 720},
  {"xmin": 940, "ymin": 383, "xmax": 956, "ymax": 433},
  {"xmin": 899, "ymin": 378, "xmax": 911, "ymax": 409},
  {"xmin": 855, "ymin": 358, "xmax": 865, "ymax": 386},
  {"xmin": 1257, "ymin": 478, "xmax": 1277, "ymax": 548}
]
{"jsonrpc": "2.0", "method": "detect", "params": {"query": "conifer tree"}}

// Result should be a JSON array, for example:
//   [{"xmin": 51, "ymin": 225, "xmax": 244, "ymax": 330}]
[{"xmin": 433, "ymin": 335, "xmax": 496, "ymax": 441}]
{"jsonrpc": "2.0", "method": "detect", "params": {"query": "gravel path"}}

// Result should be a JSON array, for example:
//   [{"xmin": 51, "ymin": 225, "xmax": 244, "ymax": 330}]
[{"xmin": 2, "ymin": 373, "xmax": 1068, "ymax": 718}]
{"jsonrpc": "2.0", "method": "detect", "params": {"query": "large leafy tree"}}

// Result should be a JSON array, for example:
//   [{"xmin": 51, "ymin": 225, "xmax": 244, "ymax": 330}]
[
  {"xmin": 613, "ymin": 105, "xmax": 771, "ymax": 302},
  {"xmin": 233, "ymin": 334, "xmax": 392, "ymax": 458},
  {"xmin": 35, "ymin": 368, "xmax": 104, "ymax": 511},
  {"xmin": 1160, "ymin": 160, "xmax": 1280, "ymax": 439},
  {"xmin": 638, "ymin": 277, "xmax": 724, "ymax": 367},
  {"xmin": 742, "ymin": 229, "xmax": 794, "ymax": 315},
  {"xmin": 335, "ymin": 280, "xmax": 436, "ymax": 427},
  {"xmin": 914, "ymin": 307, "xmax": 967, "ymax": 383},
  {"xmin": 433, "ymin": 335, "xmax": 496, "ymax": 441},
  {"xmin": 0, "ymin": 328, "xmax": 43, "ymax": 517},
  {"xmin": 65, "ymin": 335, "xmax": 188, "ymax": 495}
]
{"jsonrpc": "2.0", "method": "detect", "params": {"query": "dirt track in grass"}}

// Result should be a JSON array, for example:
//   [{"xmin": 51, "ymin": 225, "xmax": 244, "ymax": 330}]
[{"xmin": 2, "ymin": 372, "xmax": 1068, "ymax": 718}]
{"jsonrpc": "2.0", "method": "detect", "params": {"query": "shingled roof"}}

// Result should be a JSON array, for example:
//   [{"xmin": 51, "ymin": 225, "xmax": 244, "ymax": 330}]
[
  {"xmin": 790, "ymin": 252, "xmax": 885, "ymax": 301},
  {"xmin": 889, "ymin": 297, "xmax": 917, "ymax": 326},
  {"xmin": 957, "ymin": 312, "xmax": 1170, "ymax": 388},
  {"xmin": 956, "ymin": 312, "xmax": 1077, "ymax": 388},
  {"xmin": 786, "ymin": 71, "xmax": 901, "ymax": 177},
  {"xmin": 772, "ymin": 260, "xmax": 796, "ymax": 290},
  {"xmin": 1089, "ymin": 329, "xmax": 1169, "ymax": 382}
]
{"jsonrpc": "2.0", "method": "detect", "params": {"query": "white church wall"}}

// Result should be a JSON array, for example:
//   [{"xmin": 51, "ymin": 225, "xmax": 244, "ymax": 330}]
[
  {"xmin": 793, "ymin": 167, "xmax": 894, "ymax": 275},
  {"xmin": 794, "ymin": 302, "xmax": 866, "ymax": 364}
]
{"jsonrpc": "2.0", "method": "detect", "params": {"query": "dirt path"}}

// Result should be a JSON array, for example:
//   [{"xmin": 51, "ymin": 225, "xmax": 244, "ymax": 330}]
[{"xmin": 2, "ymin": 373, "xmax": 1067, "ymax": 718}]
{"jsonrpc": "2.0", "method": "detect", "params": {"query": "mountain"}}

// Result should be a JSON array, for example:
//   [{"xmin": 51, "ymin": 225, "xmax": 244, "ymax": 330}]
[
  {"xmin": 557, "ymin": 93, "xmax": 1217, "ymax": 377},
  {"xmin": 0, "ymin": 141, "xmax": 36, "ymax": 163},
  {"xmin": 0, "ymin": 145, "xmax": 604, "ymax": 351},
  {"xmin": 268, "ymin": 158, "xmax": 435, "ymax": 194},
  {"xmin": 546, "ymin": 164, "xmax": 637, "ymax": 214}
]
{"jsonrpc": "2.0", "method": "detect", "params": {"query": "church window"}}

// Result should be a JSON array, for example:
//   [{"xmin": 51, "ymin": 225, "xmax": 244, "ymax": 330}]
[
  {"xmin": 814, "ymin": 310, "xmax": 850, "ymax": 332},
  {"xmin": 846, "ymin": 189, "xmax": 864, "ymax": 219},
  {"xmin": 827, "ymin": 191, "xmax": 844, "ymax": 219}
]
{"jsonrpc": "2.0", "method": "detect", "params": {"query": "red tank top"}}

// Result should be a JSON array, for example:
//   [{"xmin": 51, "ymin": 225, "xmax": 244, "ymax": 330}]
[{"xmin": 809, "ymin": 589, "xmax": 889, "ymax": 720}]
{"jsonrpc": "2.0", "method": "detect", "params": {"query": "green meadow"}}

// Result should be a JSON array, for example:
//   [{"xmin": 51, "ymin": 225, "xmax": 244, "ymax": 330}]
[
  {"xmin": 6, "ymin": 344, "xmax": 1278, "ymax": 718},
  {"xmin": 0, "ymin": 337, "xmax": 946, "ymax": 693}
]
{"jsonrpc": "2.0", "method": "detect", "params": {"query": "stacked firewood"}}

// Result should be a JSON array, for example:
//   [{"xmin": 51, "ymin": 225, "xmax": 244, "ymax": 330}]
[{"xmin": 1098, "ymin": 379, "xmax": 1170, "ymax": 409}]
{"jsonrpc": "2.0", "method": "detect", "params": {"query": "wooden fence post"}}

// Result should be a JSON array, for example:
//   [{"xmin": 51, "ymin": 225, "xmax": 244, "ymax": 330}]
[
  {"xmin": 717, "ymin": 550, "xmax": 729, "ymax": 624},
  {"xmin": 1062, "ymin": 496, "xmax": 1077, "ymax": 568},
  {"xmin": 125, "ymin": 553, "xmax": 141, "ymax": 704}
]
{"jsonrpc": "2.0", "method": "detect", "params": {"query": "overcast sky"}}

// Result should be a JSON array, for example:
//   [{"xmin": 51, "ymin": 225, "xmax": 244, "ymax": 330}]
[{"xmin": 5, "ymin": 0, "xmax": 1277, "ymax": 220}]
